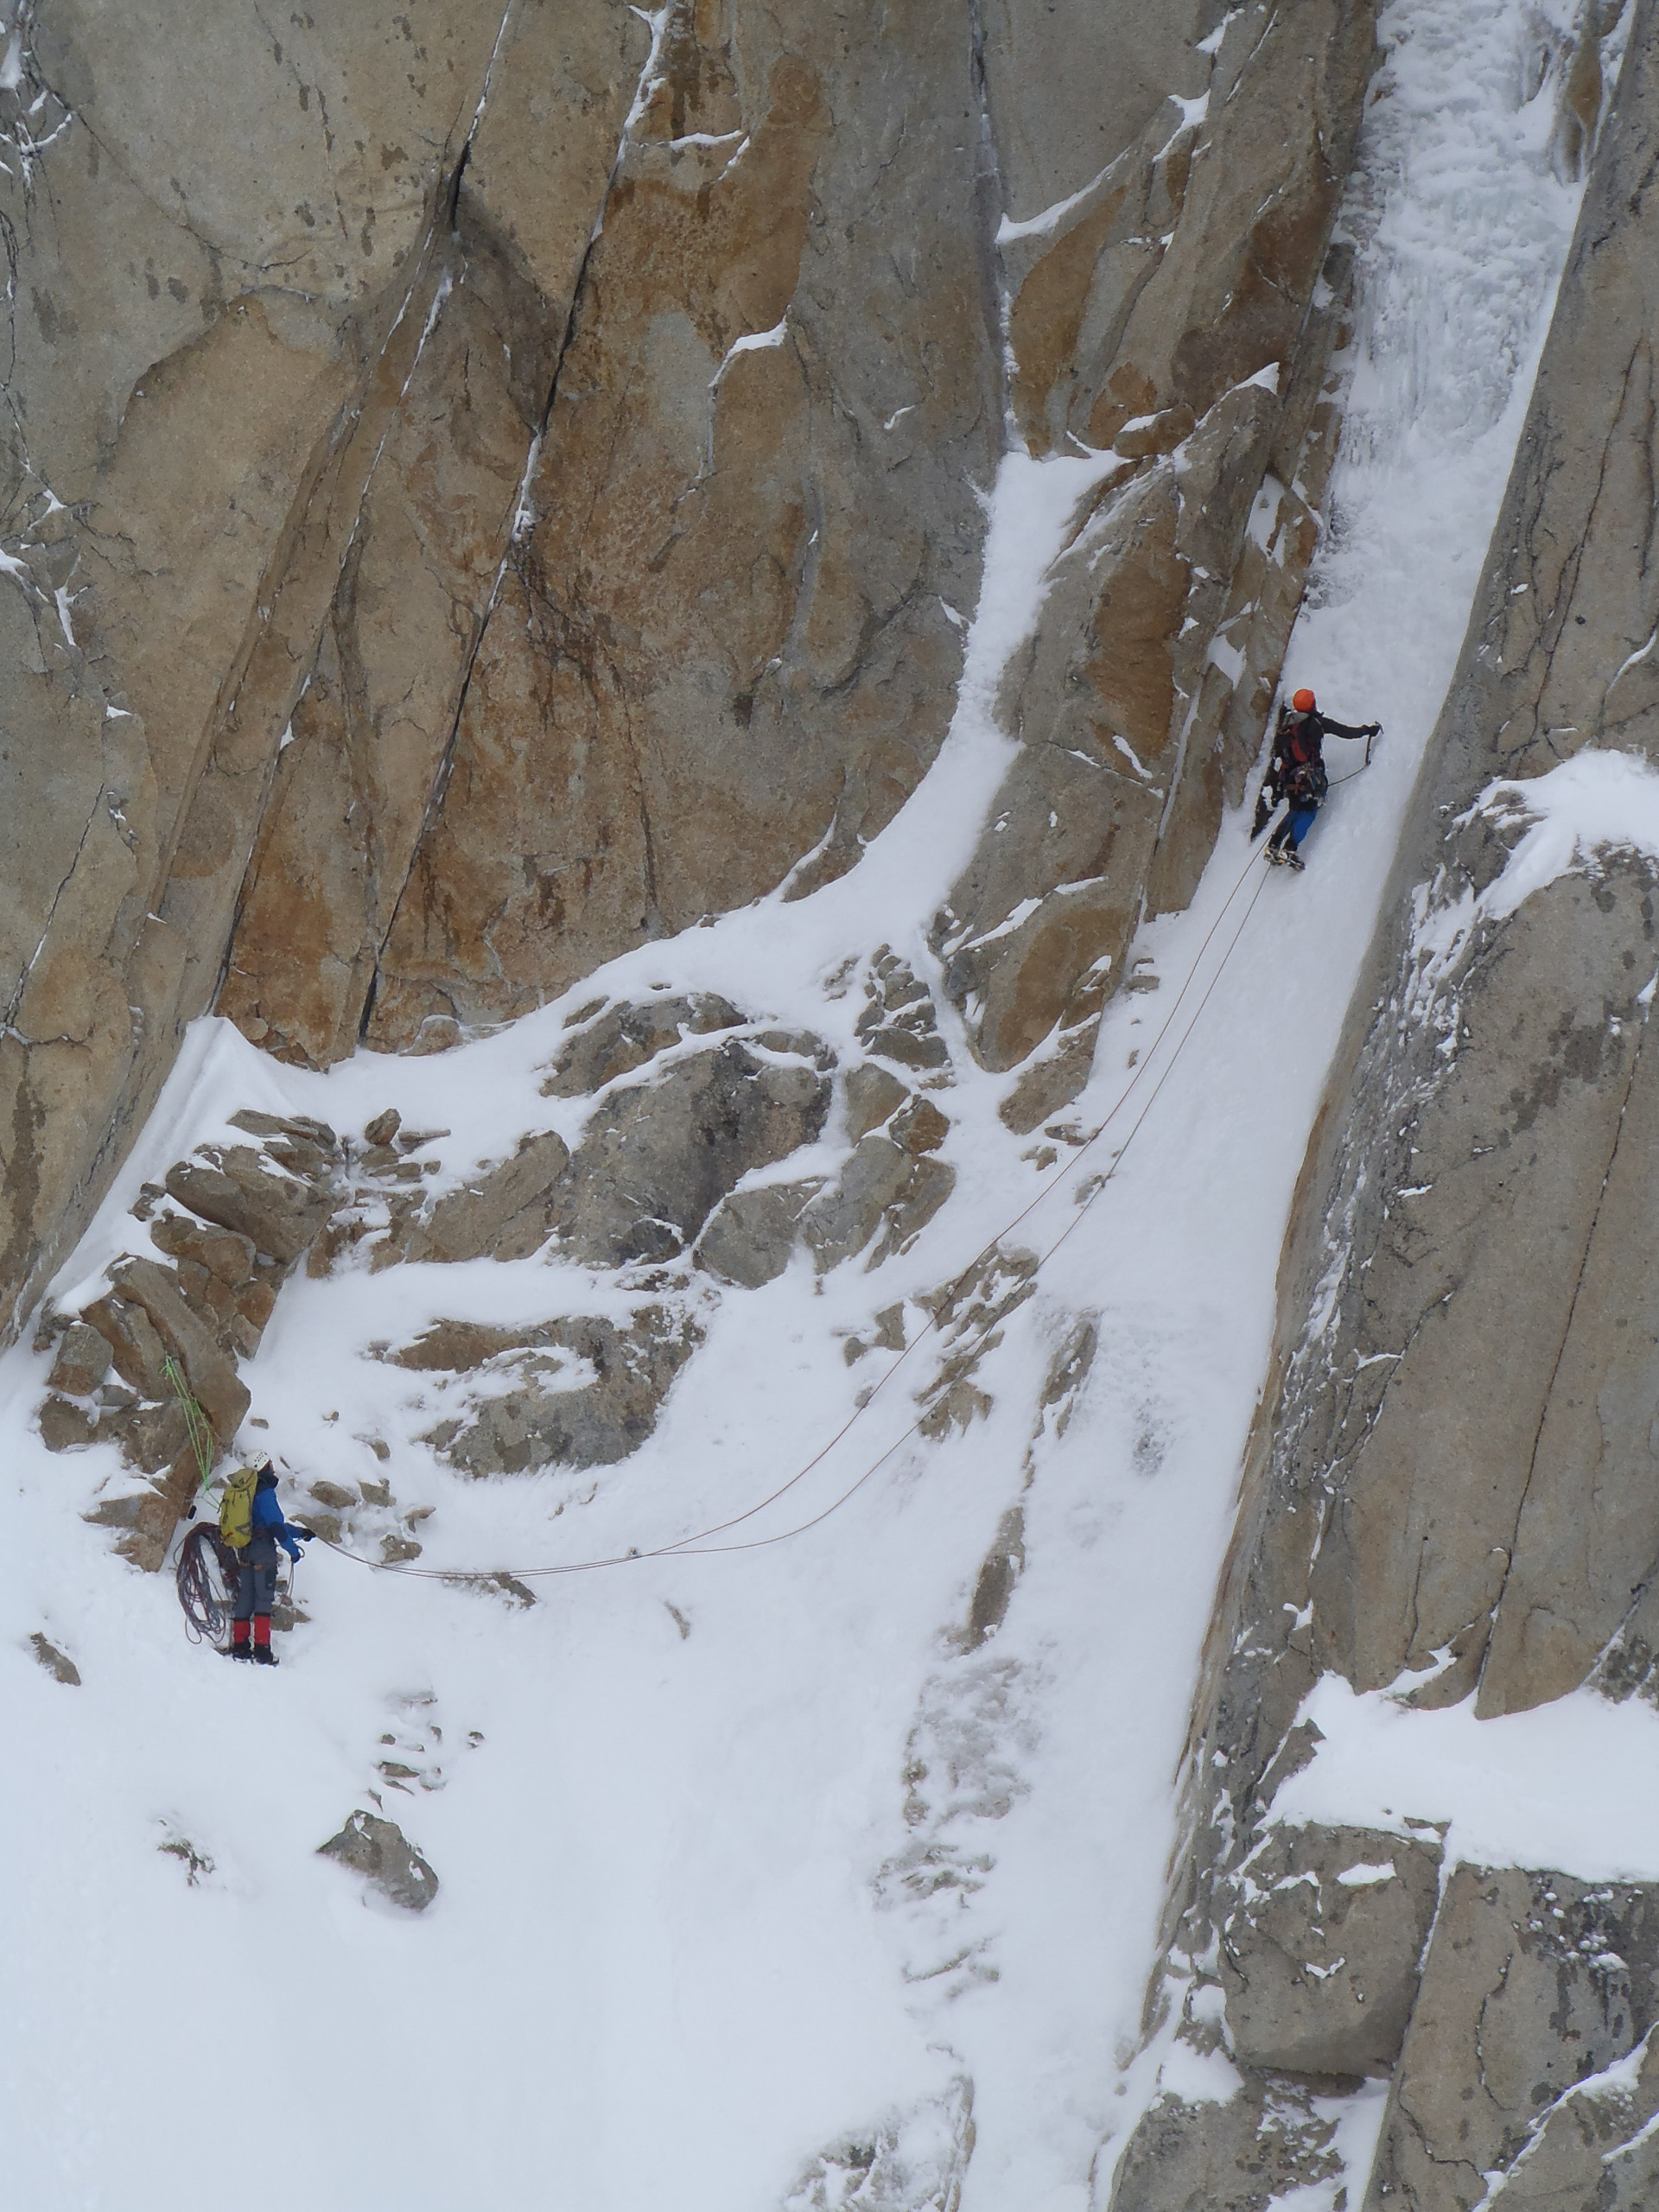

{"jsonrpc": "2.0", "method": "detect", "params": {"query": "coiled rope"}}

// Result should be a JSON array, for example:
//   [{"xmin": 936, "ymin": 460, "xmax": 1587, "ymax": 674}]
[
  {"xmin": 310, "ymin": 818, "xmax": 1284, "ymax": 1586},
  {"xmin": 175, "ymin": 1523, "xmax": 233, "ymax": 1642}
]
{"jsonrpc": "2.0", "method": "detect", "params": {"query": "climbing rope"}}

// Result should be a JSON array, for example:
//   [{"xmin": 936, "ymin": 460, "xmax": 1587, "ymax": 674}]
[
  {"xmin": 175, "ymin": 1524, "xmax": 233, "ymax": 1643},
  {"xmin": 1326, "ymin": 722, "xmax": 1381, "ymax": 785},
  {"xmin": 309, "ymin": 817, "xmax": 1283, "ymax": 1587},
  {"xmin": 163, "ymin": 1356, "xmax": 215, "ymax": 1503}
]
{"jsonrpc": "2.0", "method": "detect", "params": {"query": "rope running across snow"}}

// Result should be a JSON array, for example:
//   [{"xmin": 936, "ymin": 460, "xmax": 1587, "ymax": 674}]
[{"xmin": 308, "ymin": 824, "xmax": 1282, "ymax": 1587}]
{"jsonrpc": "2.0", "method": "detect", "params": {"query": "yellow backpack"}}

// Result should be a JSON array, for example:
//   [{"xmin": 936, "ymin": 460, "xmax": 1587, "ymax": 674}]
[{"xmin": 218, "ymin": 1466, "xmax": 261, "ymax": 1551}]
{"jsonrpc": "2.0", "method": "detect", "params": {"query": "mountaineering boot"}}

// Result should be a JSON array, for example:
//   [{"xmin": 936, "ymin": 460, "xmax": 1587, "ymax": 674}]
[
  {"xmin": 1265, "ymin": 842, "xmax": 1289, "ymax": 867},
  {"xmin": 224, "ymin": 1620, "xmax": 252, "ymax": 1658},
  {"xmin": 251, "ymin": 1614, "xmax": 276, "ymax": 1665},
  {"xmin": 1284, "ymin": 849, "xmax": 1306, "ymax": 873},
  {"xmin": 251, "ymin": 1644, "xmax": 279, "ymax": 1666}
]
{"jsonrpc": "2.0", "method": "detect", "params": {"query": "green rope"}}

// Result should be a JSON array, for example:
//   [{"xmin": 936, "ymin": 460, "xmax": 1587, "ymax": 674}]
[{"xmin": 163, "ymin": 1357, "xmax": 215, "ymax": 1495}]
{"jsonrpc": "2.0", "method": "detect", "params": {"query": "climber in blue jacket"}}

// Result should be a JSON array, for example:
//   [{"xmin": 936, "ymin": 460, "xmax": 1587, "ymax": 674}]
[{"xmin": 226, "ymin": 1462, "xmax": 315, "ymax": 1666}]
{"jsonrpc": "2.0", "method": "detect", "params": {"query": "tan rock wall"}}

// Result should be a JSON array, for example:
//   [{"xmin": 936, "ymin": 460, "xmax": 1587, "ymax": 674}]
[
  {"xmin": 939, "ymin": 0, "xmax": 1374, "ymax": 1095},
  {"xmin": 363, "ymin": 0, "xmax": 1000, "ymax": 1046},
  {"xmin": 0, "ymin": 0, "xmax": 1379, "ymax": 1347},
  {"xmin": 1364, "ymin": 1866, "xmax": 1659, "ymax": 2212},
  {"xmin": 219, "ymin": 3, "xmax": 646, "ymax": 1064},
  {"xmin": 0, "ymin": 2, "xmax": 511, "ymax": 1325},
  {"xmin": 1109, "ymin": 6, "xmax": 1659, "ymax": 2203},
  {"xmin": 978, "ymin": 1, "xmax": 1210, "ymax": 224}
]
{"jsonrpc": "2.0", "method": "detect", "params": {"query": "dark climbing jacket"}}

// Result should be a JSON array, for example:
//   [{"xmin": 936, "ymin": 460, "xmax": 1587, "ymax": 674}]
[{"xmin": 1259, "ymin": 706, "xmax": 1370, "ymax": 817}]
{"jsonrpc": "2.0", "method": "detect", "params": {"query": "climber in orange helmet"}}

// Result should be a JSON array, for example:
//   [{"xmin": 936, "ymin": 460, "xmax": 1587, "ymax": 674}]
[{"xmin": 1250, "ymin": 685, "xmax": 1381, "ymax": 871}]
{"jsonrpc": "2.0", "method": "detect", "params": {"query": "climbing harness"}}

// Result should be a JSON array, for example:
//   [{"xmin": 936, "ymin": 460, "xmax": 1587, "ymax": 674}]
[{"xmin": 308, "ymin": 817, "xmax": 1282, "ymax": 1589}]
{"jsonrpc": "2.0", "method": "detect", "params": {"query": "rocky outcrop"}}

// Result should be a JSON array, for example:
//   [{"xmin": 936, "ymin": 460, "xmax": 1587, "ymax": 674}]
[
  {"xmin": 1217, "ymin": 1825, "xmax": 1441, "ymax": 2080},
  {"xmin": 49, "ymin": 975, "xmax": 960, "ymax": 1543},
  {"xmin": 28, "ymin": 1632, "xmax": 80, "ymax": 1686},
  {"xmin": 540, "ymin": 995, "xmax": 745, "ymax": 1099},
  {"xmin": 1109, "ymin": 2081, "xmax": 1348, "ymax": 2212},
  {"xmin": 938, "ymin": 0, "xmax": 1376, "ymax": 1111},
  {"xmin": 1114, "ymin": 1848, "xmax": 1659, "ymax": 2212},
  {"xmin": 694, "ymin": 1179, "xmax": 824, "ymax": 1290},
  {"xmin": 354, "ymin": 1011, "xmax": 834, "ymax": 1273},
  {"xmin": 549, "ymin": 1037, "xmax": 831, "ymax": 1268},
  {"xmin": 1108, "ymin": 9, "xmax": 1658, "ymax": 2205},
  {"xmin": 47, "ymin": 1322, "xmax": 111, "ymax": 1399},
  {"xmin": 1466, "ymin": 2025, "xmax": 1659, "ymax": 2211},
  {"xmin": 856, "ymin": 950, "xmax": 952, "ymax": 1076},
  {"xmin": 395, "ymin": 1130, "xmax": 573, "ymax": 1268},
  {"xmin": 1365, "ymin": 1867, "xmax": 1659, "ymax": 2210},
  {"xmin": 0, "ymin": 1, "xmax": 1395, "ymax": 1352},
  {"xmin": 800, "ymin": 1139, "xmax": 955, "ymax": 1277},
  {"xmin": 42, "ymin": 1112, "xmax": 341, "ymax": 1569},
  {"xmin": 163, "ymin": 1115, "xmax": 339, "ymax": 1267},
  {"xmin": 395, "ymin": 1309, "xmax": 702, "ymax": 1477},
  {"xmin": 317, "ymin": 1810, "xmax": 439, "ymax": 1913},
  {"xmin": 783, "ymin": 2079, "xmax": 975, "ymax": 2212}
]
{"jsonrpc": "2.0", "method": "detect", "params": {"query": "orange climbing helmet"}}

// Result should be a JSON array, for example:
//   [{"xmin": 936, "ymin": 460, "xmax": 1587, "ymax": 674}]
[{"xmin": 1291, "ymin": 688, "xmax": 1317, "ymax": 714}]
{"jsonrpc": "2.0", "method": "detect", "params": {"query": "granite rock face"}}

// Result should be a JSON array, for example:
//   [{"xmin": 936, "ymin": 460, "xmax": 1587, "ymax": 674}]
[
  {"xmin": 361, "ymin": 1, "xmax": 1000, "ymax": 1049},
  {"xmin": 939, "ymin": 0, "xmax": 1376, "ymax": 1089},
  {"xmin": 0, "ymin": 3, "xmax": 517, "ymax": 1333},
  {"xmin": 1110, "ymin": 10, "xmax": 1659, "ymax": 2207},
  {"xmin": 1364, "ymin": 1867, "xmax": 1659, "ymax": 2211},
  {"xmin": 1470, "ymin": 2024, "xmax": 1659, "ymax": 2211},
  {"xmin": 1217, "ymin": 1824, "xmax": 1442, "ymax": 2080},
  {"xmin": 8, "ymin": 4, "xmax": 1655, "ymax": 2191},
  {"xmin": 0, "ymin": 0, "xmax": 1388, "ymax": 1351},
  {"xmin": 1108, "ymin": 2081, "xmax": 1346, "ymax": 2212}
]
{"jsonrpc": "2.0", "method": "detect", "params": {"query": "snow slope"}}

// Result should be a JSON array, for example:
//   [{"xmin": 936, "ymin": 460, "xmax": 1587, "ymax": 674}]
[{"xmin": 0, "ymin": 4, "xmax": 1617, "ymax": 2208}]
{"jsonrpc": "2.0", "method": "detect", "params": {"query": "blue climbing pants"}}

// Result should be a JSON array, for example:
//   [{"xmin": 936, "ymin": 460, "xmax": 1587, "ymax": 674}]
[{"xmin": 1271, "ymin": 804, "xmax": 1319, "ymax": 854}]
